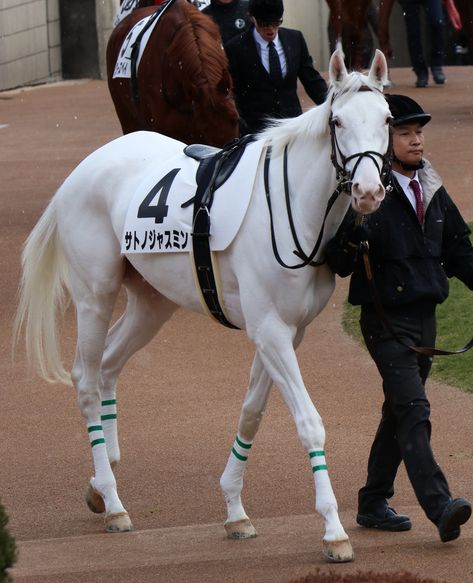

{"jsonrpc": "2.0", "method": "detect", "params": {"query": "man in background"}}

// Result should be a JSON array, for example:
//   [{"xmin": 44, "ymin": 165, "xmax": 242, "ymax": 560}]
[
  {"xmin": 224, "ymin": 0, "xmax": 327, "ymax": 135},
  {"xmin": 202, "ymin": 0, "xmax": 251, "ymax": 44}
]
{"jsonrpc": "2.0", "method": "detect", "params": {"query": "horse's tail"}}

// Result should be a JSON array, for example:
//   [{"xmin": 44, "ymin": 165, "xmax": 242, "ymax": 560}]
[{"xmin": 13, "ymin": 198, "xmax": 72, "ymax": 385}]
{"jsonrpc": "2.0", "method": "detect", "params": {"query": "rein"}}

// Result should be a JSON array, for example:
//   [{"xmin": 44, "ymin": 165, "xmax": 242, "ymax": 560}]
[
  {"xmin": 264, "ymin": 146, "xmax": 346, "ymax": 269},
  {"xmin": 359, "ymin": 238, "xmax": 473, "ymax": 356}
]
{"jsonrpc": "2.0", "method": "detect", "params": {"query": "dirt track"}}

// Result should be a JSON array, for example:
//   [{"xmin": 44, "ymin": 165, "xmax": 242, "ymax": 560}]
[{"xmin": 1, "ymin": 67, "xmax": 473, "ymax": 582}]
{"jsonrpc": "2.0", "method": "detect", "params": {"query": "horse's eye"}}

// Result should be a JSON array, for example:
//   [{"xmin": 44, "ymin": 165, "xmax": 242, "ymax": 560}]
[{"xmin": 333, "ymin": 118, "xmax": 342, "ymax": 128}]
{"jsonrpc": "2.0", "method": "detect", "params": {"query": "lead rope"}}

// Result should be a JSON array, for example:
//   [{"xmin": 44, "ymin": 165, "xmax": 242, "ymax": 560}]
[{"xmin": 358, "ymin": 227, "xmax": 473, "ymax": 356}]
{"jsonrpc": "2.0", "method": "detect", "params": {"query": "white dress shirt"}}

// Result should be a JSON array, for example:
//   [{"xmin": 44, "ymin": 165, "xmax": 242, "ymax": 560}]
[
  {"xmin": 393, "ymin": 169, "xmax": 423, "ymax": 213},
  {"xmin": 252, "ymin": 28, "xmax": 287, "ymax": 77}
]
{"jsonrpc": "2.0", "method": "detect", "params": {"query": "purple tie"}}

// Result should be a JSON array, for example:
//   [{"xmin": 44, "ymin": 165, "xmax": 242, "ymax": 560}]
[{"xmin": 410, "ymin": 179, "xmax": 423, "ymax": 224}]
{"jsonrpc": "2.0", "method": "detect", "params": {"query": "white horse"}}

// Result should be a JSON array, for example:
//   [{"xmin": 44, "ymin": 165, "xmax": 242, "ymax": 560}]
[{"xmin": 14, "ymin": 50, "xmax": 391, "ymax": 563}]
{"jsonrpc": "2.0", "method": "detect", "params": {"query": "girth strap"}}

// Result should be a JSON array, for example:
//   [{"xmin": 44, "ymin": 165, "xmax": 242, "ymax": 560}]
[
  {"xmin": 191, "ymin": 156, "xmax": 238, "ymax": 329},
  {"xmin": 188, "ymin": 135, "xmax": 255, "ymax": 329}
]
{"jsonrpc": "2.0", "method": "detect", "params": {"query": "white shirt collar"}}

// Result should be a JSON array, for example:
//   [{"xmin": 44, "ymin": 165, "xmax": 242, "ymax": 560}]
[
  {"xmin": 393, "ymin": 169, "xmax": 420, "ymax": 190},
  {"xmin": 393, "ymin": 169, "xmax": 421, "ymax": 211}
]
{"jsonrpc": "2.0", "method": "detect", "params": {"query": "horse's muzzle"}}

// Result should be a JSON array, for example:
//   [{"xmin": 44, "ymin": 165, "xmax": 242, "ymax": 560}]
[{"xmin": 351, "ymin": 181, "xmax": 385, "ymax": 214}]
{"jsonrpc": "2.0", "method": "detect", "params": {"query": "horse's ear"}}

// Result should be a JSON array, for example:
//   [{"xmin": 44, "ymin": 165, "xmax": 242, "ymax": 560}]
[
  {"xmin": 368, "ymin": 49, "xmax": 389, "ymax": 90},
  {"xmin": 329, "ymin": 48, "xmax": 348, "ymax": 87}
]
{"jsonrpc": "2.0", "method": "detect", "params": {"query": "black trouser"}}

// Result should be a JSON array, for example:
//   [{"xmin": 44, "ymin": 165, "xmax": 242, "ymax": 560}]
[
  {"xmin": 358, "ymin": 303, "xmax": 451, "ymax": 525},
  {"xmin": 399, "ymin": 0, "xmax": 446, "ymax": 72}
]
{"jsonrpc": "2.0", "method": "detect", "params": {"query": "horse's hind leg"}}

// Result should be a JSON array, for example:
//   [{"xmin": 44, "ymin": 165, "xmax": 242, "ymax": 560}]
[
  {"xmin": 85, "ymin": 265, "xmax": 179, "ymax": 530},
  {"xmin": 69, "ymin": 260, "xmax": 132, "ymax": 532},
  {"xmin": 99, "ymin": 267, "xmax": 178, "ymax": 469}
]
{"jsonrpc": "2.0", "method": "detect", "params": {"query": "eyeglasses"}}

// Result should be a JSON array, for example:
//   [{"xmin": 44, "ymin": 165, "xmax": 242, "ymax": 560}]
[{"xmin": 256, "ymin": 19, "xmax": 283, "ymax": 28}]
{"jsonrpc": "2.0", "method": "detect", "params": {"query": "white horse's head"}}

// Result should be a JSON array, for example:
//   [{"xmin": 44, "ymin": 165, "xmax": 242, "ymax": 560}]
[{"xmin": 328, "ymin": 49, "xmax": 391, "ymax": 214}]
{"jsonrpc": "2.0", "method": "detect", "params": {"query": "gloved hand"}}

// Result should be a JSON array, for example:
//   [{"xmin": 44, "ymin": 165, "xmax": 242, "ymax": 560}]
[{"xmin": 346, "ymin": 223, "xmax": 370, "ymax": 247}]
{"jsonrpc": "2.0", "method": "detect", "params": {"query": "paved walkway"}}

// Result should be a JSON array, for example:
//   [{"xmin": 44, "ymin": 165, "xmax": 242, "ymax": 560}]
[{"xmin": 1, "ymin": 67, "xmax": 473, "ymax": 582}]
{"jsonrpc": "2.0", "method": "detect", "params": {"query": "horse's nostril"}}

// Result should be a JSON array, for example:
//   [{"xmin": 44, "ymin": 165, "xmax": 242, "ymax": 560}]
[{"xmin": 352, "ymin": 182, "xmax": 385, "ymax": 201}]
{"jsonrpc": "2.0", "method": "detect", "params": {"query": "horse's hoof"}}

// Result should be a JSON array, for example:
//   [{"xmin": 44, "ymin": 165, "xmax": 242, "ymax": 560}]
[
  {"xmin": 104, "ymin": 511, "xmax": 133, "ymax": 533},
  {"xmin": 225, "ymin": 518, "xmax": 257, "ymax": 539},
  {"xmin": 322, "ymin": 539, "xmax": 355, "ymax": 563},
  {"xmin": 85, "ymin": 483, "xmax": 105, "ymax": 514}
]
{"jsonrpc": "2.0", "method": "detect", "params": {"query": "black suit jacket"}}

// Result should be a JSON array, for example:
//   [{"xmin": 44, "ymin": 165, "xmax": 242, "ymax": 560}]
[{"xmin": 225, "ymin": 26, "xmax": 328, "ymax": 134}]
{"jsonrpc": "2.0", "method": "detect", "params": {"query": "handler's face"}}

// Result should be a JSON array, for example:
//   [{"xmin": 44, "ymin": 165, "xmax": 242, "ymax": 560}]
[
  {"xmin": 252, "ymin": 16, "xmax": 282, "ymax": 42},
  {"xmin": 392, "ymin": 123, "xmax": 425, "ymax": 174}
]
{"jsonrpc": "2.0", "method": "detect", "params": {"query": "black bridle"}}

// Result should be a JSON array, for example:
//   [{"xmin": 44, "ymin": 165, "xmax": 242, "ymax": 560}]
[
  {"xmin": 329, "ymin": 117, "xmax": 393, "ymax": 193},
  {"xmin": 264, "ymin": 88, "xmax": 393, "ymax": 270},
  {"xmin": 328, "ymin": 88, "xmax": 393, "ymax": 193}
]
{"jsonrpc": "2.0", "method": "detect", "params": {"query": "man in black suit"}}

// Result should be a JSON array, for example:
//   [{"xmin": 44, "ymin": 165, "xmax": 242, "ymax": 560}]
[{"xmin": 224, "ymin": 0, "xmax": 328, "ymax": 134}]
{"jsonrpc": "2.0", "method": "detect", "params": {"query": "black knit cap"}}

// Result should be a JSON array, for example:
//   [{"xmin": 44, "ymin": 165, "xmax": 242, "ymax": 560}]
[
  {"xmin": 385, "ymin": 94, "xmax": 431, "ymax": 127},
  {"xmin": 248, "ymin": 0, "xmax": 284, "ymax": 21}
]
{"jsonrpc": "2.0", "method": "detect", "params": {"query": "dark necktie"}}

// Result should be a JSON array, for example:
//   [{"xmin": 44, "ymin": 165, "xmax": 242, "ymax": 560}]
[
  {"xmin": 268, "ymin": 41, "xmax": 282, "ymax": 85},
  {"xmin": 409, "ymin": 179, "xmax": 423, "ymax": 224}
]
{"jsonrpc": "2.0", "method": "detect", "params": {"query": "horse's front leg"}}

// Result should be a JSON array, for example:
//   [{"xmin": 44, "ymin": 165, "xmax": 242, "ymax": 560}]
[
  {"xmin": 252, "ymin": 317, "xmax": 354, "ymax": 563},
  {"xmin": 221, "ymin": 328, "xmax": 306, "ymax": 539},
  {"xmin": 220, "ymin": 351, "xmax": 272, "ymax": 538}
]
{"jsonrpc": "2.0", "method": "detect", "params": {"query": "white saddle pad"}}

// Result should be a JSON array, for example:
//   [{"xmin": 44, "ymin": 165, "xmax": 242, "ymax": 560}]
[
  {"xmin": 113, "ymin": 2, "xmax": 173, "ymax": 79},
  {"xmin": 113, "ymin": 0, "xmax": 140, "ymax": 27},
  {"xmin": 121, "ymin": 140, "xmax": 265, "ymax": 254}
]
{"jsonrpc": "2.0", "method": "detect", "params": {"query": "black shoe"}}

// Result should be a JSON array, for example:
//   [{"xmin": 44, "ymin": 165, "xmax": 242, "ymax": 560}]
[
  {"xmin": 431, "ymin": 67, "xmax": 446, "ymax": 85},
  {"xmin": 437, "ymin": 497, "xmax": 471, "ymax": 543},
  {"xmin": 357, "ymin": 506, "xmax": 412, "ymax": 532},
  {"xmin": 415, "ymin": 71, "xmax": 428, "ymax": 88}
]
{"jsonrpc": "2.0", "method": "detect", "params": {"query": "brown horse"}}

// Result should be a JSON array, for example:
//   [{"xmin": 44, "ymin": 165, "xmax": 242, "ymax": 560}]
[
  {"xmin": 326, "ymin": 0, "xmax": 373, "ymax": 70},
  {"xmin": 106, "ymin": 0, "xmax": 239, "ymax": 147}
]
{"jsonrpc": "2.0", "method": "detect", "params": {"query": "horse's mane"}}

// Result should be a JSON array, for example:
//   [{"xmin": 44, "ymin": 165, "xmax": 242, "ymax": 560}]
[
  {"xmin": 257, "ymin": 70, "xmax": 381, "ymax": 153},
  {"xmin": 163, "ymin": 1, "xmax": 236, "ymax": 116}
]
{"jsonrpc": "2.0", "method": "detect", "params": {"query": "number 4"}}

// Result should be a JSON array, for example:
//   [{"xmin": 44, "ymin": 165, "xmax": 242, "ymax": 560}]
[{"xmin": 137, "ymin": 168, "xmax": 180, "ymax": 224}]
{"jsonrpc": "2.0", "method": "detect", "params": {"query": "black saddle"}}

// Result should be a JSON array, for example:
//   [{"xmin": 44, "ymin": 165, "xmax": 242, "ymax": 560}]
[
  {"xmin": 183, "ymin": 135, "xmax": 254, "ymax": 203},
  {"xmin": 182, "ymin": 135, "xmax": 255, "ymax": 329},
  {"xmin": 184, "ymin": 144, "xmax": 220, "ymax": 161}
]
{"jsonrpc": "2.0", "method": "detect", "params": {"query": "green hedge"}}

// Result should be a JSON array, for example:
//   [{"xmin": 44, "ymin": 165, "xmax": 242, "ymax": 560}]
[{"xmin": 0, "ymin": 499, "xmax": 17, "ymax": 583}]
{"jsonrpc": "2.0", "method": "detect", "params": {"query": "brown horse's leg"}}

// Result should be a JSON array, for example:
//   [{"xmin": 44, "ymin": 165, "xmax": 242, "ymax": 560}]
[{"xmin": 326, "ymin": 0, "xmax": 343, "ymax": 54}]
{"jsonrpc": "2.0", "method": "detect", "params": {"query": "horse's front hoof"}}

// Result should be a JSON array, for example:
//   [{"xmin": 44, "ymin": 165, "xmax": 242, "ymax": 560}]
[
  {"xmin": 104, "ymin": 511, "xmax": 133, "ymax": 533},
  {"xmin": 85, "ymin": 482, "xmax": 105, "ymax": 514},
  {"xmin": 322, "ymin": 539, "xmax": 354, "ymax": 563},
  {"xmin": 225, "ymin": 518, "xmax": 257, "ymax": 539}
]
